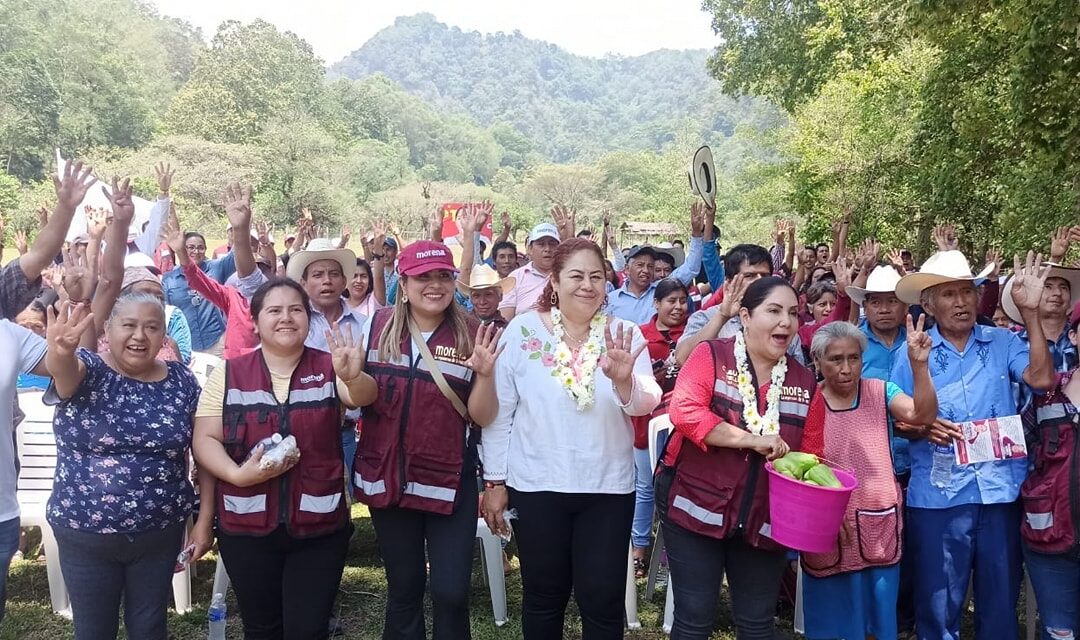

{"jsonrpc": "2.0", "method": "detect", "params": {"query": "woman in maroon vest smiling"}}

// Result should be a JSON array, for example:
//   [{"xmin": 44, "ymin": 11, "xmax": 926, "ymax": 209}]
[
  {"xmin": 192, "ymin": 277, "xmax": 370, "ymax": 639},
  {"xmin": 657, "ymin": 276, "xmax": 816, "ymax": 640},
  {"xmin": 347, "ymin": 240, "xmax": 502, "ymax": 640}
]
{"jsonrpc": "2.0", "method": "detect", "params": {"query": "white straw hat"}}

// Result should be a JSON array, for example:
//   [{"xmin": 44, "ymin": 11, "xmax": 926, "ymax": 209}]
[{"xmin": 894, "ymin": 251, "xmax": 995, "ymax": 305}]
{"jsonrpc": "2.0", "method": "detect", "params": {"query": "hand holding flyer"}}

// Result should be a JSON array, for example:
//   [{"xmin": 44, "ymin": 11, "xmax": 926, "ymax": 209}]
[{"xmin": 953, "ymin": 415, "xmax": 1027, "ymax": 465}]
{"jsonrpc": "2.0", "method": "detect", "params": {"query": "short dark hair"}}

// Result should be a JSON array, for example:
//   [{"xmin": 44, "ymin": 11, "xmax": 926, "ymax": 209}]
[
  {"xmin": 655, "ymin": 253, "xmax": 676, "ymax": 268},
  {"xmin": 492, "ymin": 241, "xmax": 517, "ymax": 258},
  {"xmin": 815, "ymin": 243, "xmax": 830, "ymax": 252},
  {"xmin": 742, "ymin": 276, "xmax": 798, "ymax": 315},
  {"xmin": 251, "ymin": 278, "xmax": 311, "ymax": 322},
  {"xmin": 184, "ymin": 232, "xmax": 206, "ymax": 246},
  {"xmin": 723, "ymin": 244, "xmax": 772, "ymax": 281},
  {"xmin": 576, "ymin": 229, "xmax": 593, "ymax": 238},
  {"xmin": 654, "ymin": 277, "xmax": 690, "ymax": 301}
]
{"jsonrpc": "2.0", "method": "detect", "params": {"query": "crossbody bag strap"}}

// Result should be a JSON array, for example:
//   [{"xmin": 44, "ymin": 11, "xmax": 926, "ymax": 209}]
[{"xmin": 407, "ymin": 319, "xmax": 469, "ymax": 419}]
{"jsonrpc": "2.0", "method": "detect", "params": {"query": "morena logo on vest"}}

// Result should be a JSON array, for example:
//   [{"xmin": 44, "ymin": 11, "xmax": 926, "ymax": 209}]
[{"xmin": 300, "ymin": 373, "xmax": 325, "ymax": 384}]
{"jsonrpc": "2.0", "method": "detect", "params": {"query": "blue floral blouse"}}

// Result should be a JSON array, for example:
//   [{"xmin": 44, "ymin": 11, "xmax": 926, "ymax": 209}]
[{"xmin": 47, "ymin": 349, "xmax": 201, "ymax": 534}]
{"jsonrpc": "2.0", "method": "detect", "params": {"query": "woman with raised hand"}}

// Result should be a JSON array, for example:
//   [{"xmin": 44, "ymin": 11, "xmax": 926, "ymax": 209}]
[
  {"xmin": 349, "ymin": 240, "xmax": 501, "ymax": 640},
  {"xmin": 657, "ymin": 276, "xmax": 817, "ymax": 640},
  {"xmin": 481, "ymin": 238, "xmax": 661, "ymax": 639},
  {"xmin": 192, "ymin": 276, "xmax": 371, "ymax": 638},
  {"xmin": 799, "ymin": 317, "xmax": 937, "ymax": 640},
  {"xmin": 45, "ymin": 178, "xmax": 206, "ymax": 640},
  {"xmin": 630, "ymin": 277, "xmax": 690, "ymax": 576}
]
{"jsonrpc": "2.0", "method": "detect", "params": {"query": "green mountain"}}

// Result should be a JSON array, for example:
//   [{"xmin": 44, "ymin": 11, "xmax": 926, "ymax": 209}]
[{"xmin": 329, "ymin": 14, "xmax": 782, "ymax": 163}]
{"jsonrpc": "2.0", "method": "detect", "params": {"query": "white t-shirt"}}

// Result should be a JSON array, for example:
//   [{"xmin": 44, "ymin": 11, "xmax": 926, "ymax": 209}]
[
  {"xmin": 2, "ymin": 320, "xmax": 48, "ymax": 522},
  {"xmin": 481, "ymin": 311, "xmax": 661, "ymax": 494}
]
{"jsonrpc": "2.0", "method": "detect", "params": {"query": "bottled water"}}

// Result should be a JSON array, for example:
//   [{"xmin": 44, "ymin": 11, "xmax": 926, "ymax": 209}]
[
  {"xmin": 931, "ymin": 445, "xmax": 953, "ymax": 488},
  {"xmin": 208, "ymin": 592, "xmax": 226, "ymax": 640}
]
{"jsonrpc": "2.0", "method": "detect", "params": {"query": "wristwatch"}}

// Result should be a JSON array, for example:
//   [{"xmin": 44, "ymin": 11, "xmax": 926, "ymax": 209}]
[{"xmin": 483, "ymin": 480, "xmax": 506, "ymax": 490}]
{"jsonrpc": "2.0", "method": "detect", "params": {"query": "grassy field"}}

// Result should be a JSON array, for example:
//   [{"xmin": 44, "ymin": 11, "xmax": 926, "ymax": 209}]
[{"xmin": 2, "ymin": 505, "xmax": 800, "ymax": 640}]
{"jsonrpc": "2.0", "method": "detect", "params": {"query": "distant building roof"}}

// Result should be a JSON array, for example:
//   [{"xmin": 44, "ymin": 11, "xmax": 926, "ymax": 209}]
[{"xmin": 620, "ymin": 221, "xmax": 680, "ymax": 236}]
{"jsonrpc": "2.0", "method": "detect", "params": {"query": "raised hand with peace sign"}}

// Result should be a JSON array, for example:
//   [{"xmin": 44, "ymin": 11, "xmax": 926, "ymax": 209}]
[{"xmin": 906, "ymin": 313, "xmax": 932, "ymax": 364}]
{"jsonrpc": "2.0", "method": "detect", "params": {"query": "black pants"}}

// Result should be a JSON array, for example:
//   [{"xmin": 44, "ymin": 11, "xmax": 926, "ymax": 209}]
[
  {"xmin": 369, "ymin": 473, "xmax": 479, "ymax": 640},
  {"xmin": 655, "ymin": 467, "xmax": 787, "ymax": 640},
  {"xmin": 510, "ymin": 489, "xmax": 635, "ymax": 640},
  {"xmin": 217, "ymin": 524, "xmax": 352, "ymax": 640}
]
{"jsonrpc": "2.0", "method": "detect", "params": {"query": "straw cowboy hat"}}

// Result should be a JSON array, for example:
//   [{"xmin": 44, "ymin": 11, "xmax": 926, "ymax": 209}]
[
  {"xmin": 847, "ymin": 265, "xmax": 903, "ymax": 306},
  {"xmin": 1001, "ymin": 263, "xmax": 1080, "ymax": 325},
  {"xmin": 894, "ymin": 250, "xmax": 996, "ymax": 305},
  {"xmin": 687, "ymin": 145, "xmax": 716, "ymax": 209},
  {"xmin": 456, "ymin": 264, "xmax": 516, "ymax": 296},
  {"xmin": 285, "ymin": 238, "xmax": 356, "ymax": 282}
]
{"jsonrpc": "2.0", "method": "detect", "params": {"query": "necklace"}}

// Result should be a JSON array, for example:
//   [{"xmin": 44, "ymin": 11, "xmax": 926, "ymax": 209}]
[
  {"xmin": 733, "ymin": 330, "xmax": 787, "ymax": 436},
  {"xmin": 550, "ymin": 308, "xmax": 606, "ymax": 410}
]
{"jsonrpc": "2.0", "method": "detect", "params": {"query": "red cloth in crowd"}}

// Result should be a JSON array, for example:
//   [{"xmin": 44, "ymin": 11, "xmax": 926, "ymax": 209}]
[
  {"xmin": 212, "ymin": 243, "xmax": 231, "ymax": 259},
  {"xmin": 181, "ymin": 261, "xmax": 259, "ymax": 359},
  {"xmin": 799, "ymin": 390, "xmax": 829, "ymax": 458},
  {"xmin": 797, "ymin": 292, "xmax": 852, "ymax": 349},
  {"xmin": 631, "ymin": 318, "xmax": 685, "ymax": 449},
  {"xmin": 701, "ymin": 286, "xmax": 723, "ymax": 310}
]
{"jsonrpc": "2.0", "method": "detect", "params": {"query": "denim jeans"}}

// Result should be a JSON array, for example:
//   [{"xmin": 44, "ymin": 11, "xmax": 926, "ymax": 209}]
[
  {"xmin": 1023, "ymin": 544, "xmax": 1080, "ymax": 640},
  {"xmin": 632, "ymin": 446, "xmax": 654, "ymax": 549},
  {"xmin": 0, "ymin": 516, "xmax": 20, "ymax": 623},
  {"xmin": 54, "ymin": 521, "xmax": 186, "ymax": 640}
]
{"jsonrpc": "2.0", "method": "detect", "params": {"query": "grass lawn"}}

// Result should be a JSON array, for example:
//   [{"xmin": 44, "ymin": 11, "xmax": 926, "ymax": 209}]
[{"xmin": 2, "ymin": 505, "xmax": 803, "ymax": 640}]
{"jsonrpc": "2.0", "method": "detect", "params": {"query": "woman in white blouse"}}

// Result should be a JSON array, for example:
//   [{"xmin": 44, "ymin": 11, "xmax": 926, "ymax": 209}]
[{"xmin": 481, "ymin": 237, "xmax": 661, "ymax": 639}]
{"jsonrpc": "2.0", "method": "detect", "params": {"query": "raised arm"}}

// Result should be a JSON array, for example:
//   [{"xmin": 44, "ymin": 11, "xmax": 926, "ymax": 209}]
[
  {"xmin": 978, "ymin": 248, "xmax": 1002, "ymax": 319},
  {"xmin": 370, "ymin": 223, "xmax": 388, "ymax": 306},
  {"xmin": 551, "ymin": 205, "xmax": 576, "ymax": 242},
  {"xmin": 166, "ymin": 220, "xmax": 233, "ymax": 314},
  {"xmin": 495, "ymin": 211, "xmax": 511, "ymax": 246},
  {"xmin": 458, "ymin": 204, "xmax": 480, "ymax": 284},
  {"xmin": 888, "ymin": 314, "xmax": 939, "ymax": 425},
  {"xmin": 90, "ymin": 177, "xmax": 136, "ymax": 337},
  {"xmin": 829, "ymin": 205, "xmax": 852, "ymax": 262},
  {"xmin": 223, "ymin": 183, "xmax": 257, "ymax": 279},
  {"xmin": 23, "ymin": 162, "xmax": 97, "ymax": 283},
  {"xmin": 45, "ymin": 301, "xmax": 95, "ymax": 399},
  {"xmin": 134, "ymin": 162, "xmax": 173, "ymax": 255},
  {"xmin": 1013, "ymin": 252, "xmax": 1056, "ymax": 391},
  {"xmin": 672, "ymin": 203, "xmax": 706, "ymax": 285},
  {"xmin": 675, "ymin": 274, "xmax": 747, "ymax": 365},
  {"xmin": 783, "ymin": 220, "xmax": 796, "ymax": 274},
  {"xmin": 429, "ymin": 206, "xmax": 444, "ymax": 243}
]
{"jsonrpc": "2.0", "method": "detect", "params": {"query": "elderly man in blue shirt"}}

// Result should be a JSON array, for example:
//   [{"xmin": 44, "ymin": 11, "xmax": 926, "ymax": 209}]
[
  {"xmin": 891, "ymin": 250, "xmax": 1055, "ymax": 640},
  {"xmin": 607, "ymin": 204, "xmax": 706, "ymax": 325}
]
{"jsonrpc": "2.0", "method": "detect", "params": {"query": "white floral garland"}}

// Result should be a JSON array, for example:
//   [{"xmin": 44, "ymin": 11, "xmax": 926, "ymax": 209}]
[
  {"xmin": 550, "ymin": 307, "xmax": 606, "ymax": 411},
  {"xmin": 733, "ymin": 330, "xmax": 787, "ymax": 435}
]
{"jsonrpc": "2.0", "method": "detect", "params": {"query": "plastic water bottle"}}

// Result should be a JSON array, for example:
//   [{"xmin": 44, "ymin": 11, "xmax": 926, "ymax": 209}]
[
  {"xmin": 931, "ymin": 445, "xmax": 953, "ymax": 488},
  {"xmin": 208, "ymin": 592, "xmax": 226, "ymax": 640}
]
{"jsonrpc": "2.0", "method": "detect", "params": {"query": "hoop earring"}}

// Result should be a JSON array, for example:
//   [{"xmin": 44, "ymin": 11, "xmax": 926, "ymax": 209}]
[
  {"xmin": 550, "ymin": 291, "xmax": 559, "ymax": 306},
  {"xmin": 401, "ymin": 293, "xmax": 408, "ymax": 304}
]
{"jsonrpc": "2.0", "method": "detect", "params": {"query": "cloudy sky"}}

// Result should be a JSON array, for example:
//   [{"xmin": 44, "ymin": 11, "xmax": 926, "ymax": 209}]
[{"xmin": 147, "ymin": 0, "xmax": 719, "ymax": 64}]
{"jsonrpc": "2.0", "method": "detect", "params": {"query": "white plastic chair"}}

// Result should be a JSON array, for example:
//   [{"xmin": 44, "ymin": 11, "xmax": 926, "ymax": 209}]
[
  {"xmin": 475, "ymin": 517, "xmax": 508, "ymax": 626},
  {"xmin": 189, "ymin": 351, "xmax": 223, "ymax": 387},
  {"xmin": 15, "ymin": 390, "xmax": 198, "ymax": 616},
  {"xmin": 15, "ymin": 391, "xmax": 69, "ymax": 618},
  {"xmin": 640, "ymin": 415, "xmax": 675, "ymax": 633}
]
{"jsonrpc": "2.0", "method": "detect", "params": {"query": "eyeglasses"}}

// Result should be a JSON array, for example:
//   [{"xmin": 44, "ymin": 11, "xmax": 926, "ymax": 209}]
[{"xmin": 185, "ymin": 245, "xmax": 206, "ymax": 252}]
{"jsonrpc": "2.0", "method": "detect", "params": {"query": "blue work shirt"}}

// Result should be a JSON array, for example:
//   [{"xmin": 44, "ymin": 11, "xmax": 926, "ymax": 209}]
[
  {"xmin": 1016, "ymin": 324, "xmax": 1075, "ymax": 410},
  {"xmin": 891, "ymin": 324, "xmax": 1030, "ymax": 509},
  {"xmin": 162, "ymin": 253, "xmax": 237, "ymax": 351},
  {"xmin": 861, "ymin": 319, "xmax": 909, "ymax": 475},
  {"xmin": 608, "ymin": 236, "xmax": 706, "ymax": 325}
]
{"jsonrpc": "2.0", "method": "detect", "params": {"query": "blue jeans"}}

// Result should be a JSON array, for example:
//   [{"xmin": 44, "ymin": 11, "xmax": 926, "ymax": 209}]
[
  {"xmin": 907, "ymin": 503, "xmax": 1022, "ymax": 640},
  {"xmin": 341, "ymin": 425, "xmax": 357, "ymax": 481},
  {"xmin": 54, "ymin": 521, "xmax": 185, "ymax": 640},
  {"xmin": 632, "ymin": 446, "xmax": 654, "ymax": 549},
  {"xmin": 1023, "ymin": 544, "xmax": 1080, "ymax": 639},
  {"xmin": 0, "ymin": 516, "xmax": 20, "ymax": 623}
]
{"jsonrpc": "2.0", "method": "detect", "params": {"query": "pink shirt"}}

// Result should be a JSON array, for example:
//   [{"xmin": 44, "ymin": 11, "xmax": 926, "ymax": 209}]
[
  {"xmin": 498, "ymin": 263, "xmax": 551, "ymax": 316},
  {"xmin": 182, "ymin": 261, "xmax": 259, "ymax": 358}
]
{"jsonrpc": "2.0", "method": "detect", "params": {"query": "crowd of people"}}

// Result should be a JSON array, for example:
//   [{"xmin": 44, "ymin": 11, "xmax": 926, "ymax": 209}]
[{"xmin": 0, "ymin": 157, "xmax": 1077, "ymax": 640}]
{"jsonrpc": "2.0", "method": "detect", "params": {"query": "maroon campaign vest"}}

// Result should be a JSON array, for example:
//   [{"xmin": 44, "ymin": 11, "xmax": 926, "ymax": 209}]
[
  {"xmin": 1021, "ymin": 380, "xmax": 1080, "ymax": 556},
  {"xmin": 353, "ymin": 308, "xmax": 477, "ymax": 515},
  {"xmin": 801, "ymin": 379, "xmax": 903, "ymax": 576},
  {"xmin": 666, "ymin": 337, "xmax": 816, "ymax": 550},
  {"xmin": 216, "ymin": 348, "xmax": 347, "ymax": 538}
]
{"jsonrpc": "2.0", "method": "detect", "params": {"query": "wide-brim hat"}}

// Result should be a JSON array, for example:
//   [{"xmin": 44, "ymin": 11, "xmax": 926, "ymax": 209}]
[
  {"xmin": 1002, "ymin": 263, "xmax": 1080, "ymax": 325},
  {"xmin": 653, "ymin": 242, "xmax": 686, "ymax": 268},
  {"xmin": 847, "ymin": 265, "xmax": 903, "ymax": 306},
  {"xmin": 285, "ymin": 238, "xmax": 357, "ymax": 283},
  {"xmin": 895, "ymin": 250, "xmax": 995, "ymax": 305},
  {"xmin": 687, "ymin": 145, "xmax": 716, "ymax": 208},
  {"xmin": 456, "ymin": 264, "xmax": 516, "ymax": 296}
]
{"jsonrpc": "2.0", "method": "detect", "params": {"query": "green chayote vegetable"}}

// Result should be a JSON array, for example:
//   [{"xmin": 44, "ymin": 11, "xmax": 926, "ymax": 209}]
[
  {"xmin": 773, "ymin": 457, "xmax": 803, "ymax": 479},
  {"xmin": 805, "ymin": 463, "xmax": 842, "ymax": 488},
  {"xmin": 776, "ymin": 451, "xmax": 820, "ymax": 479}
]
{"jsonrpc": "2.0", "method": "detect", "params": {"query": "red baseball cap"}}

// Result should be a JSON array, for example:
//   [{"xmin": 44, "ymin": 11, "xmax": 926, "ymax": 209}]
[{"xmin": 397, "ymin": 240, "xmax": 458, "ymax": 277}]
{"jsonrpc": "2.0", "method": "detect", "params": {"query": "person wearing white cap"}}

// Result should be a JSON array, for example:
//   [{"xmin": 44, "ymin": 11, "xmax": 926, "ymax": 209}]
[
  {"xmin": 498, "ymin": 221, "xmax": 560, "ymax": 320},
  {"xmin": 890, "ymin": 249, "xmax": 1056, "ymax": 640}
]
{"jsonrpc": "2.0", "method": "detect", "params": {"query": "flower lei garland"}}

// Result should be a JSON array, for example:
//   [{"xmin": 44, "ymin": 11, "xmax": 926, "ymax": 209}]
[
  {"xmin": 733, "ymin": 330, "xmax": 787, "ymax": 435},
  {"xmin": 550, "ymin": 307, "xmax": 606, "ymax": 411}
]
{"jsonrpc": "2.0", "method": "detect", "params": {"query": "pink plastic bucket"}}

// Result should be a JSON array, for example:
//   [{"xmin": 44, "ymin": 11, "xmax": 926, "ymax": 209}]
[{"xmin": 765, "ymin": 461, "xmax": 857, "ymax": 553}]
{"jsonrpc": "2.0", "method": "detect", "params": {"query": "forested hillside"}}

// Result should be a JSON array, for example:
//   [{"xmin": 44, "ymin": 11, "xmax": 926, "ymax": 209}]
[{"xmin": 330, "ymin": 14, "xmax": 780, "ymax": 162}]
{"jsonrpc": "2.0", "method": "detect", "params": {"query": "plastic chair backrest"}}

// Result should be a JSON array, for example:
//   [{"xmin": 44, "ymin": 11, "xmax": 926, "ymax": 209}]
[
  {"xmin": 190, "ymin": 352, "xmax": 223, "ymax": 388},
  {"xmin": 15, "ymin": 391, "xmax": 58, "ymax": 505},
  {"xmin": 647, "ymin": 414, "xmax": 673, "ymax": 473}
]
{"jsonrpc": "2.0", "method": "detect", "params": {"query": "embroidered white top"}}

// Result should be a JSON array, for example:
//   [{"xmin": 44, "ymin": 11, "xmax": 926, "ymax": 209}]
[{"xmin": 481, "ymin": 311, "xmax": 661, "ymax": 493}]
